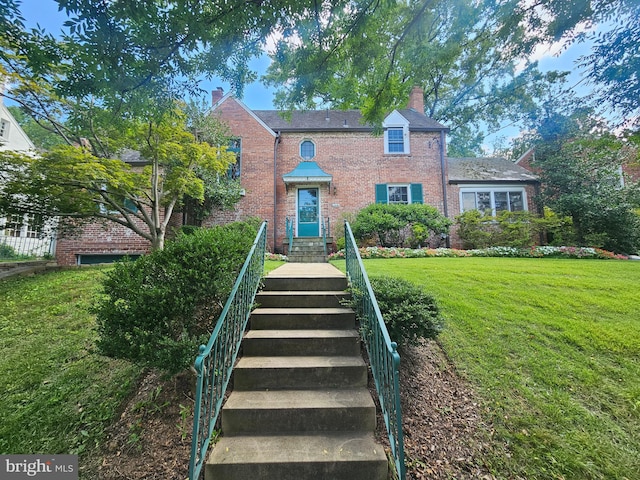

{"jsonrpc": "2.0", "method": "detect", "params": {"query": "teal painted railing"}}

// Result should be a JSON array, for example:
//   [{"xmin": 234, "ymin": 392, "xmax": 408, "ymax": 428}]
[
  {"xmin": 344, "ymin": 221, "xmax": 406, "ymax": 479},
  {"xmin": 285, "ymin": 217, "xmax": 294, "ymax": 255},
  {"xmin": 188, "ymin": 221, "xmax": 267, "ymax": 480},
  {"xmin": 321, "ymin": 217, "xmax": 328, "ymax": 257}
]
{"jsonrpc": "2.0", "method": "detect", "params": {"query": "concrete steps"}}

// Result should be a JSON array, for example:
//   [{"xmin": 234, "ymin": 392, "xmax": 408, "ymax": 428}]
[
  {"xmin": 287, "ymin": 237, "xmax": 327, "ymax": 263},
  {"xmin": 206, "ymin": 263, "xmax": 388, "ymax": 480}
]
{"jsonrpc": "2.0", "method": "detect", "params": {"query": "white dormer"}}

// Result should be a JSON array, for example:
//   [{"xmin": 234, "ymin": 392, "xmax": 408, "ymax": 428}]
[{"xmin": 382, "ymin": 110, "xmax": 410, "ymax": 155}]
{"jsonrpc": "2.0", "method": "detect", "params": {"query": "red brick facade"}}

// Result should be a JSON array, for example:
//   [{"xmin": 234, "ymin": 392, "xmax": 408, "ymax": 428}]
[
  {"xmin": 209, "ymin": 95, "xmax": 449, "ymax": 252},
  {"xmin": 55, "ymin": 220, "xmax": 153, "ymax": 266}
]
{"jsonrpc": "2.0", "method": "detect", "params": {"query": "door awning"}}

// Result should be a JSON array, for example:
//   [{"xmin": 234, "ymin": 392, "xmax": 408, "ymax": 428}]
[{"xmin": 283, "ymin": 161, "xmax": 333, "ymax": 184}]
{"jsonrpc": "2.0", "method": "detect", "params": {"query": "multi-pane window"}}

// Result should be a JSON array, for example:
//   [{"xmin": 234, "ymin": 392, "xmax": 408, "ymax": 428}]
[
  {"xmin": 300, "ymin": 140, "xmax": 316, "ymax": 160},
  {"xmin": 0, "ymin": 119, "xmax": 9, "ymax": 139},
  {"xmin": 24, "ymin": 214, "xmax": 44, "ymax": 238},
  {"xmin": 4, "ymin": 215, "xmax": 23, "ymax": 237},
  {"xmin": 386, "ymin": 128, "xmax": 405, "ymax": 153},
  {"xmin": 228, "ymin": 138, "xmax": 241, "ymax": 180},
  {"xmin": 461, "ymin": 189, "xmax": 525, "ymax": 215},
  {"xmin": 376, "ymin": 183, "xmax": 423, "ymax": 204},
  {"xmin": 388, "ymin": 185, "xmax": 409, "ymax": 204}
]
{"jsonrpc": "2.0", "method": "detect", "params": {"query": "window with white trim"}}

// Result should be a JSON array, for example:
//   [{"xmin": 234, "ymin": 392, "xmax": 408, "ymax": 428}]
[
  {"xmin": 376, "ymin": 183, "xmax": 423, "ymax": 204},
  {"xmin": 460, "ymin": 188, "xmax": 526, "ymax": 215},
  {"xmin": 386, "ymin": 128, "xmax": 405, "ymax": 153},
  {"xmin": 383, "ymin": 111, "xmax": 410, "ymax": 154},
  {"xmin": 388, "ymin": 185, "xmax": 409, "ymax": 204},
  {"xmin": 300, "ymin": 140, "xmax": 316, "ymax": 160}
]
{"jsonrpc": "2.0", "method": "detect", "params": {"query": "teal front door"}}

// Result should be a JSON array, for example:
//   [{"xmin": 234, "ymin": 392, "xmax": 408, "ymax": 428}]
[{"xmin": 297, "ymin": 187, "xmax": 319, "ymax": 237}]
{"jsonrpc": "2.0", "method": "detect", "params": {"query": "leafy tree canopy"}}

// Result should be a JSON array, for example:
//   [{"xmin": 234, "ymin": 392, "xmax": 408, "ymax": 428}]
[
  {"xmin": 526, "ymin": 106, "xmax": 640, "ymax": 254},
  {"xmin": 265, "ymin": 0, "xmax": 639, "ymax": 153},
  {"xmin": 0, "ymin": 103, "xmax": 237, "ymax": 249}
]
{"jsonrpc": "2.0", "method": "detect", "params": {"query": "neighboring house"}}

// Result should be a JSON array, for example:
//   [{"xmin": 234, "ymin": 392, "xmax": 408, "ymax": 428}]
[
  {"xmin": 52, "ymin": 87, "xmax": 539, "ymax": 264},
  {"xmin": 0, "ymin": 98, "xmax": 56, "ymax": 258}
]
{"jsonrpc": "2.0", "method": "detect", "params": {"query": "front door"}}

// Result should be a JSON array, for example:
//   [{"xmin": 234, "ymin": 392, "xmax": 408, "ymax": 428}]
[{"xmin": 297, "ymin": 187, "xmax": 319, "ymax": 237}]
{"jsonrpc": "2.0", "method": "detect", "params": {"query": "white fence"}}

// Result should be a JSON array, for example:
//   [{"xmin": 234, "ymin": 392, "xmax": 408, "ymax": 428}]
[{"xmin": 0, "ymin": 215, "xmax": 56, "ymax": 259}]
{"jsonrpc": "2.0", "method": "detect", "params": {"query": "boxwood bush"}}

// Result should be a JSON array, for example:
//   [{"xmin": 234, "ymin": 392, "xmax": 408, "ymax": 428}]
[
  {"xmin": 350, "ymin": 275, "xmax": 443, "ymax": 349},
  {"xmin": 93, "ymin": 221, "xmax": 257, "ymax": 375}
]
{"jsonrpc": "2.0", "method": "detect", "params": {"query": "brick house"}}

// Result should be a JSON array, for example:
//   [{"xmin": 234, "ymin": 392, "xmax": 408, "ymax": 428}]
[
  {"xmin": 54, "ymin": 87, "xmax": 539, "ymax": 264},
  {"xmin": 207, "ymin": 86, "xmax": 538, "ymax": 253}
]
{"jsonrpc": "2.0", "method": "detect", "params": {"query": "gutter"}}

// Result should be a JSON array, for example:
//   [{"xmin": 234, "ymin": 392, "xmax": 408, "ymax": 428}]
[
  {"xmin": 273, "ymin": 131, "xmax": 281, "ymax": 251},
  {"xmin": 439, "ymin": 129, "xmax": 450, "ymax": 247}
]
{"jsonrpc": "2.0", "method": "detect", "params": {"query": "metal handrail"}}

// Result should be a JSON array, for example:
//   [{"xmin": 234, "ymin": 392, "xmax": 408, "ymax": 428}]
[
  {"xmin": 321, "ymin": 217, "xmax": 328, "ymax": 257},
  {"xmin": 344, "ymin": 221, "xmax": 406, "ymax": 479},
  {"xmin": 188, "ymin": 221, "xmax": 267, "ymax": 480},
  {"xmin": 285, "ymin": 217, "xmax": 294, "ymax": 256}
]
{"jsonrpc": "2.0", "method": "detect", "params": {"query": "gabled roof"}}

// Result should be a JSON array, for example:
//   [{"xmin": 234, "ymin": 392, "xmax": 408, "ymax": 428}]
[
  {"xmin": 212, "ymin": 93, "xmax": 277, "ymax": 137},
  {"xmin": 0, "ymin": 103, "xmax": 36, "ymax": 152},
  {"xmin": 253, "ymin": 108, "xmax": 448, "ymax": 133},
  {"xmin": 448, "ymin": 157, "xmax": 539, "ymax": 183}
]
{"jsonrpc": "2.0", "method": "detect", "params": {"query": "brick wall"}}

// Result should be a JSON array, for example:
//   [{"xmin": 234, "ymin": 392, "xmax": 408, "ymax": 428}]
[{"xmin": 55, "ymin": 219, "xmax": 153, "ymax": 265}]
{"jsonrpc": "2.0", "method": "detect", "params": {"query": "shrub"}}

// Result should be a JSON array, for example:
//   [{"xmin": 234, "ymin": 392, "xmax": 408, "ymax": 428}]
[
  {"xmin": 352, "ymin": 203, "xmax": 451, "ymax": 247},
  {"xmin": 0, "ymin": 242, "xmax": 18, "ymax": 259},
  {"xmin": 354, "ymin": 276, "xmax": 443, "ymax": 348},
  {"xmin": 93, "ymin": 221, "xmax": 258, "ymax": 375},
  {"xmin": 455, "ymin": 208, "xmax": 575, "ymax": 249}
]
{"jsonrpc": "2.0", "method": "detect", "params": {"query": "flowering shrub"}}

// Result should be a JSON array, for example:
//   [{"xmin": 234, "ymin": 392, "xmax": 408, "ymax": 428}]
[{"xmin": 328, "ymin": 245, "xmax": 628, "ymax": 260}]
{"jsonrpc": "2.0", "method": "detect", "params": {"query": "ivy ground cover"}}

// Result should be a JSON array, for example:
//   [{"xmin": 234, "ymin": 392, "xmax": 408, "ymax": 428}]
[{"xmin": 332, "ymin": 257, "xmax": 640, "ymax": 479}]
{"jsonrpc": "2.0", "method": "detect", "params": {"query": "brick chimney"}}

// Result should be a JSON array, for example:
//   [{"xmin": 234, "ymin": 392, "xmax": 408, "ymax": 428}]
[
  {"xmin": 408, "ymin": 86, "xmax": 424, "ymax": 114},
  {"xmin": 211, "ymin": 87, "xmax": 224, "ymax": 106}
]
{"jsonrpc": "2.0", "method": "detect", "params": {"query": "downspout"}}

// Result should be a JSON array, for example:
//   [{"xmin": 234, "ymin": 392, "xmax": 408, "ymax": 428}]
[
  {"xmin": 273, "ymin": 131, "xmax": 281, "ymax": 252},
  {"xmin": 439, "ymin": 129, "xmax": 450, "ymax": 247}
]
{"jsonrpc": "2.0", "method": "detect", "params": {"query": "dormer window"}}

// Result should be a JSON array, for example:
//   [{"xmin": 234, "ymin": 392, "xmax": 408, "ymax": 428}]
[
  {"xmin": 387, "ymin": 128, "xmax": 404, "ymax": 153},
  {"xmin": 383, "ymin": 111, "xmax": 410, "ymax": 155},
  {"xmin": 300, "ymin": 140, "xmax": 316, "ymax": 160}
]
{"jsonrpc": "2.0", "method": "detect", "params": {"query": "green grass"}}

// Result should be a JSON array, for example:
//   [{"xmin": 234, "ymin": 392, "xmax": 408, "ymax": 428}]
[
  {"xmin": 0, "ymin": 268, "xmax": 143, "ymax": 459},
  {"xmin": 332, "ymin": 257, "xmax": 640, "ymax": 479},
  {"xmin": 0, "ymin": 261, "xmax": 285, "ymax": 463}
]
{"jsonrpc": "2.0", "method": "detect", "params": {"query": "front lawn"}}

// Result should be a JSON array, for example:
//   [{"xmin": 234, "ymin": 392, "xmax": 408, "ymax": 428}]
[
  {"xmin": 332, "ymin": 257, "xmax": 640, "ymax": 479},
  {"xmin": 0, "ymin": 268, "xmax": 142, "ymax": 472}
]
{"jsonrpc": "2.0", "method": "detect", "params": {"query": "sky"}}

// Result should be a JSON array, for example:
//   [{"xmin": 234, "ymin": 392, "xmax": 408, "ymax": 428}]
[
  {"xmin": 16, "ymin": 0, "xmax": 599, "ymax": 148},
  {"xmin": 18, "ymin": 0, "xmax": 277, "ymax": 110}
]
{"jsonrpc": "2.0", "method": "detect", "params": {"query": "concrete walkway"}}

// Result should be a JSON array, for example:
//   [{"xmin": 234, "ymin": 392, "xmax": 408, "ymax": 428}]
[{"xmin": 266, "ymin": 262, "xmax": 345, "ymax": 278}]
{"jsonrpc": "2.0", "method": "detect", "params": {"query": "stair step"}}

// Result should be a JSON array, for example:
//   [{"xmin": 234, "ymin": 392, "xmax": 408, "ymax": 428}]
[
  {"xmin": 256, "ymin": 290, "xmax": 350, "ymax": 308},
  {"xmin": 206, "ymin": 433, "xmax": 388, "ymax": 480},
  {"xmin": 263, "ymin": 276, "xmax": 347, "ymax": 291},
  {"xmin": 243, "ymin": 329, "xmax": 360, "ymax": 356},
  {"xmin": 233, "ymin": 356, "xmax": 367, "ymax": 390},
  {"xmin": 250, "ymin": 308, "xmax": 355, "ymax": 330},
  {"xmin": 222, "ymin": 389, "xmax": 376, "ymax": 434}
]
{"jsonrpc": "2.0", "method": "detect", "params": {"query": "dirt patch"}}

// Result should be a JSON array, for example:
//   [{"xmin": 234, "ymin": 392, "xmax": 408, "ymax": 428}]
[
  {"xmin": 89, "ymin": 341, "xmax": 493, "ymax": 479},
  {"xmin": 88, "ymin": 370, "xmax": 195, "ymax": 480},
  {"xmin": 397, "ymin": 341, "xmax": 495, "ymax": 479}
]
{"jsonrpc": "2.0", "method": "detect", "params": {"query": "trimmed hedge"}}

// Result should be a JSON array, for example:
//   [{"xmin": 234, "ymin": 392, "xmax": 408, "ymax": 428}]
[{"xmin": 93, "ymin": 221, "xmax": 257, "ymax": 374}]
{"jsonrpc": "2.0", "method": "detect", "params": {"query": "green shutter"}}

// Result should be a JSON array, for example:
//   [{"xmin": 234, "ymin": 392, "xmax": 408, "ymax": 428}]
[
  {"xmin": 410, "ymin": 183, "xmax": 423, "ymax": 204},
  {"xmin": 375, "ymin": 184, "xmax": 388, "ymax": 204},
  {"xmin": 123, "ymin": 198, "xmax": 138, "ymax": 213}
]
